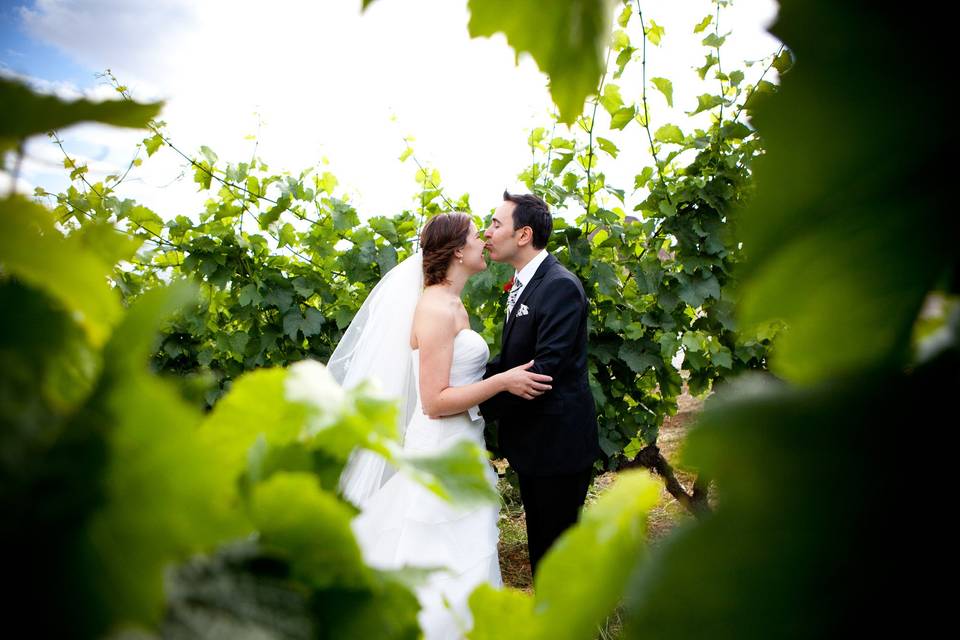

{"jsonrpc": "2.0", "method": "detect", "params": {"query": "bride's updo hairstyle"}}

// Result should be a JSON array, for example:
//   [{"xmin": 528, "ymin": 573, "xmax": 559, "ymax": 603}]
[{"xmin": 420, "ymin": 212, "xmax": 472, "ymax": 286}]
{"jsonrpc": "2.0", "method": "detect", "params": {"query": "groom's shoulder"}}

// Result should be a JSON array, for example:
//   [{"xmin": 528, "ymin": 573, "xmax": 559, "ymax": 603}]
[{"xmin": 542, "ymin": 257, "xmax": 586, "ymax": 297}]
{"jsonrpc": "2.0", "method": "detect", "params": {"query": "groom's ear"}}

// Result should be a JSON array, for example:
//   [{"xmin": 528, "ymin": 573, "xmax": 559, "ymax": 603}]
[{"xmin": 517, "ymin": 225, "xmax": 534, "ymax": 247}]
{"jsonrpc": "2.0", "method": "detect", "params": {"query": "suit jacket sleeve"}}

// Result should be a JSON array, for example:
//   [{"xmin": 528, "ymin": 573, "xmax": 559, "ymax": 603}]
[{"xmin": 479, "ymin": 353, "xmax": 506, "ymax": 420}]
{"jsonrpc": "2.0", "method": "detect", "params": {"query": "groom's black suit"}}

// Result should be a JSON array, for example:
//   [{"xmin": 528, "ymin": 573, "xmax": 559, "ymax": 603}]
[{"xmin": 479, "ymin": 253, "xmax": 601, "ymax": 575}]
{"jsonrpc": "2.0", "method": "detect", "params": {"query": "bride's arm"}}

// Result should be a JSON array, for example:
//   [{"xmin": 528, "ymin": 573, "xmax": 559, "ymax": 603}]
[{"xmin": 416, "ymin": 301, "xmax": 551, "ymax": 418}]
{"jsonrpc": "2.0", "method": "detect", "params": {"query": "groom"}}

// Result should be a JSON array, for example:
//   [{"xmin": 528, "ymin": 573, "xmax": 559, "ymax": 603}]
[{"xmin": 479, "ymin": 190, "xmax": 601, "ymax": 577}]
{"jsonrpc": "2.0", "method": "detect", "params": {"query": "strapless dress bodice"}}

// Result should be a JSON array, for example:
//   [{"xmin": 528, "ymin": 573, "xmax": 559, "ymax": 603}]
[{"xmin": 412, "ymin": 328, "xmax": 489, "ymax": 388}]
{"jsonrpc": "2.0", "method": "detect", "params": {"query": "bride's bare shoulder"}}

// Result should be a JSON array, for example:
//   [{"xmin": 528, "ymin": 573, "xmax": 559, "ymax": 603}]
[
  {"xmin": 412, "ymin": 289, "xmax": 458, "ymax": 345},
  {"xmin": 416, "ymin": 288, "xmax": 459, "ymax": 315}
]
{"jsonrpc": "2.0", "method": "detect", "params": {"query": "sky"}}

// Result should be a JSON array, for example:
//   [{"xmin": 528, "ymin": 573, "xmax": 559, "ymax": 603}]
[{"xmin": 1, "ymin": 0, "xmax": 780, "ymax": 222}]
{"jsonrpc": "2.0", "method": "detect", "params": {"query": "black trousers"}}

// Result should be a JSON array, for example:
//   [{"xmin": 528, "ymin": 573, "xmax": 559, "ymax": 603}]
[{"xmin": 517, "ymin": 466, "xmax": 594, "ymax": 577}]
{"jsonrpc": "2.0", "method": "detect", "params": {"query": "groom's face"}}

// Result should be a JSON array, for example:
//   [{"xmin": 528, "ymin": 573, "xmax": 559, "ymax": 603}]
[{"xmin": 483, "ymin": 201, "xmax": 519, "ymax": 264}]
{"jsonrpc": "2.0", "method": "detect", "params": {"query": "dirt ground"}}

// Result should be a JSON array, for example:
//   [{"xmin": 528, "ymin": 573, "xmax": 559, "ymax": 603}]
[{"xmin": 496, "ymin": 390, "xmax": 705, "ymax": 592}]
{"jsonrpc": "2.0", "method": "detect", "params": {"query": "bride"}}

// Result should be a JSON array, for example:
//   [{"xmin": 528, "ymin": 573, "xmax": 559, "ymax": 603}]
[{"xmin": 328, "ymin": 212, "xmax": 552, "ymax": 639}]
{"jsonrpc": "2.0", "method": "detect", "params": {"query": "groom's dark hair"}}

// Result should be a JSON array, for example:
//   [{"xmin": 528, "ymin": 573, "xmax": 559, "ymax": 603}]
[{"xmin": 503, "ymin": 190, "xmax": 552, "ymax": 249}]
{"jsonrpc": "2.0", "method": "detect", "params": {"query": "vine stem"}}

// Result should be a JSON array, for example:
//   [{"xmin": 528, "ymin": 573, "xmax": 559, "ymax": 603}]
[
  {"xmin": 111, "ymin": 145, "xmax": 143, "ymax": 190},
  {"xmin": 636, "ymin": 2, "xmax": 673, "ymax": 207},
  {"xmin": 99, "ymin": 69, "xmax": 281, "ymax": 207},
  {"xmin": 626, "ymin": 444, "xmax": 712, "ymax": 518},
  {"xmin": 238, "ymin": 113, "xmax": 263, "ymax": 237},
  {"xmin": 99, "ymin": 71, "xmax": 357, "ymax": 277},
  {"xmin": 733, "ymin": 44, "xmax": 786, "ymax": 123},
  {"xmin": 714, "ymin": 0, "xmax": 726, "ymax": 132},
  {"xmin": 59, "ymin": 199, "xmax": 183, "ymax": 259},
  {"xmin": 51, "ymin": 131, "xmax": 181, "ymax": 249},
  {"xmin": 404, "ymin": 137, "xmax": 455, "ymax": 253},
  {"xmin": 582, "ymin": 47, "xmax": 612, "ymax": 228},
  {"xmin": 403, "ymin": 137, "xmax": 456, "ymax": 211},
  {"xmin": 539, "ymin": 108, "xmax": 559, "ymax": 194}
]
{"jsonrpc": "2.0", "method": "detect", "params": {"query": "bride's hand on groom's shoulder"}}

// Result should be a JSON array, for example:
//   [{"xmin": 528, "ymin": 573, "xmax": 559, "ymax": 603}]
[{"xmin": 500, "ymin": 360, "xmax": 552, "ymax": 400}]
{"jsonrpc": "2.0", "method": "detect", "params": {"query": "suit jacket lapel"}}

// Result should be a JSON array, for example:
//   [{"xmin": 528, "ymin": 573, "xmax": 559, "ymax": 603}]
[{"xmin": 501, "ymin": 254, "xmax": 557, "ymax": 348}]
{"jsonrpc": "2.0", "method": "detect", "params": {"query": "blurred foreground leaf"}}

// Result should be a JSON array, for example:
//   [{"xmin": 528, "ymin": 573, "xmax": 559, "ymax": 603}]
[
  {"xmin": 734, "ymin": 2, "xmax": 953, "ymax": 383},
  {"xmin": 0, "ymin": 196, "xmax": 139, "ymax": 345},
  {"xmin": 468, "ymin": 0, "xmax": 615, "ymax": 124},
  {"xmin": 469, "ymin": 470, "xmax": 658, "ymax": 639},
  {"xmin": 0, "ymin": 76, "xmax": 161, "ymax": 148}
]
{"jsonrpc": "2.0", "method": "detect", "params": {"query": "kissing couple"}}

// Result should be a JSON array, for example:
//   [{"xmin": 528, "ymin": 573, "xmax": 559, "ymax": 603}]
[{"xmin": 329, "ymin": 191, "xmax": 601, "ymax": 639}]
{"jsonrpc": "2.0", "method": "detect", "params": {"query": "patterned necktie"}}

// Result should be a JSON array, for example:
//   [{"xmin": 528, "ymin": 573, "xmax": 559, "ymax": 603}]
[{"xmin": 506, "ymin": 276, "xmax": 523, "ymax": 320}]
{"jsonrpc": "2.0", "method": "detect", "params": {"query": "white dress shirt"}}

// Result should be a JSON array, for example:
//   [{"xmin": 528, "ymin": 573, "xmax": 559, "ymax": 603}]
[
  {"xmin": 507, "ymin": 249, "xmax": 549, "ymax": 320},
  {"xmin": 514, "ymin": 249, "xmax": 549, "ymax": 292}
]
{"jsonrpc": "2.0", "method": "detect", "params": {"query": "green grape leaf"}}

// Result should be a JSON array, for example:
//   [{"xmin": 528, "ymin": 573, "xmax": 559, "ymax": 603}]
[
  {"xmin": 619, "ymin": 341, "xmax": 660, "ymax": 373},
  {"xmin": 200, "ymin": 145, "xmax": 218, "ymax": 165},
  {"xmin": 261, "ymin": 194, "xmax": 291, "ymax": 228},
  {"xmin": 623, "ymin": 366, "xmax": 945, "ymax": 637},
  {"xmin": 702, "ymin": 33, "xmax": 726, "ymax": 48},
  {"xmin": 651, "ymin": 77, "xmax": 674, "ymax": 107},
  {"xmin": 720, "ymin": 121, "xmax": 752, "ymax": 140},
  {"xmin": 550, "ymin": 151, "xmax": 575, "ymax": 175},
  {"xmin": 279, "ymin": 221, "xmax": 298, "ymax": 247},
  {"xmin": 596, "ymin": 136, "xmax": 619, "ymax": 158},
  {"xmin": 302, "ymin": 306, "xmax": 326, "ymax": 337},
  {"xmin": 600, "ymin": 84, "xmax": 623, "ymax": 116},
  {"xmin": 645, "ymin": 19, "xmax": 665, "ymax": 45},
  {"xmin": 654, "ymin": 124, "xmax": 684, "ymax": 144},
  {"xmin": 143, "ymin": 132, "xmax": 163, "ymax": 156},
  {"xmin": 611, "ymin": 29, "xmax": 630, "ymax": 51},
  {"xmin": 125, "ymin": 205, "xmax": 164, "ymax": 237},
  {"xmin": 264, "ymin": 287, "xmax": 294, "ymax": 310},
  {"xmin": 284, "ymin": 309, "xmax": 304, "ymax": 340},
  {"xmin": 238, "ymin": 283, "xmax": 263, "ymax": 306},
  {"xmin": 332, "ymin": 200, "xmax": 360, "ymax": 230},
  {"xmin": 678, "ymin": 272, "xmax": 720, "ymax": 307},
  {"xmin": 317, "ymin": 171, "xmax": 338, "ymax": 195},
  {"xmin": 773, "ymin": 48, "xmax": 794, "ymax": 74},
  {"xmin": 610, "ymin": 105, "xmax": 636, "ymax": 130},
  {"xmin": 688, "ymin": 94, "xmax": 724, "ymax": 115}
]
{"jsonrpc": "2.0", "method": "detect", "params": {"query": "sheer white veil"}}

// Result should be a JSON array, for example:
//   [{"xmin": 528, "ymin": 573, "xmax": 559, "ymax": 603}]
[{"xmin": 330, "ymin": 251, "xmax": 423, "ymax": 507}]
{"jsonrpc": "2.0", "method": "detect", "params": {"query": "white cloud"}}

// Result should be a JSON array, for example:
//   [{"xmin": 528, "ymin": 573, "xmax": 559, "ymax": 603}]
[
  {"xmin": 20, "ymin": 0, "xmax": 197, "ymax": 87},
  {"xmin": 15, "ymin": 0, "xmax": 781, "ymax": 222}
]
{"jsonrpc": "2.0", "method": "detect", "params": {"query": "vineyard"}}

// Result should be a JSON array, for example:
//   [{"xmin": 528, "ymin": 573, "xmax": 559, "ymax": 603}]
[{"xmin": 1, "ymin": 0, "xmax": 954, "ymax": 638}]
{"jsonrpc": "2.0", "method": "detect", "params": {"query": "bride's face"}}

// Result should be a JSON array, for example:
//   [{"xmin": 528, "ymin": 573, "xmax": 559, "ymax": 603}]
[{"xmin": 457, "ymin": 221, "xmax": 488, "ymax": 274}]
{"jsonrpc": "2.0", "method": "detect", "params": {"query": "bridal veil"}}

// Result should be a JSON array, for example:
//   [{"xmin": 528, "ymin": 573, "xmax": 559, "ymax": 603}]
[{"xmin": 329, "ymin": 251, "xmax": 423, "ymax": 507}]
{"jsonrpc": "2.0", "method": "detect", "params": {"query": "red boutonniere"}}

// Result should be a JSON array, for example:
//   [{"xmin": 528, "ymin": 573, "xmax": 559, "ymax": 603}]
[{"xmin": 502, "ymin": 275, "xmax": 515, "ymax": 293}]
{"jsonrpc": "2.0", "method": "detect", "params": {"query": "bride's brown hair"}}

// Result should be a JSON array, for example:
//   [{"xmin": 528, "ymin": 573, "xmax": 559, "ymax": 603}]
[{"xmin": 420, "ymin": 212, "xmax": 472, "ymax": 286}]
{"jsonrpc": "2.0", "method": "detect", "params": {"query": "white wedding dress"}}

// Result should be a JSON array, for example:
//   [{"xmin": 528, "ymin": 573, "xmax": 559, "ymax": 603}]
[{"xmin": 351, "ymin": 328, "xmax": 503, "ymax": 639}]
